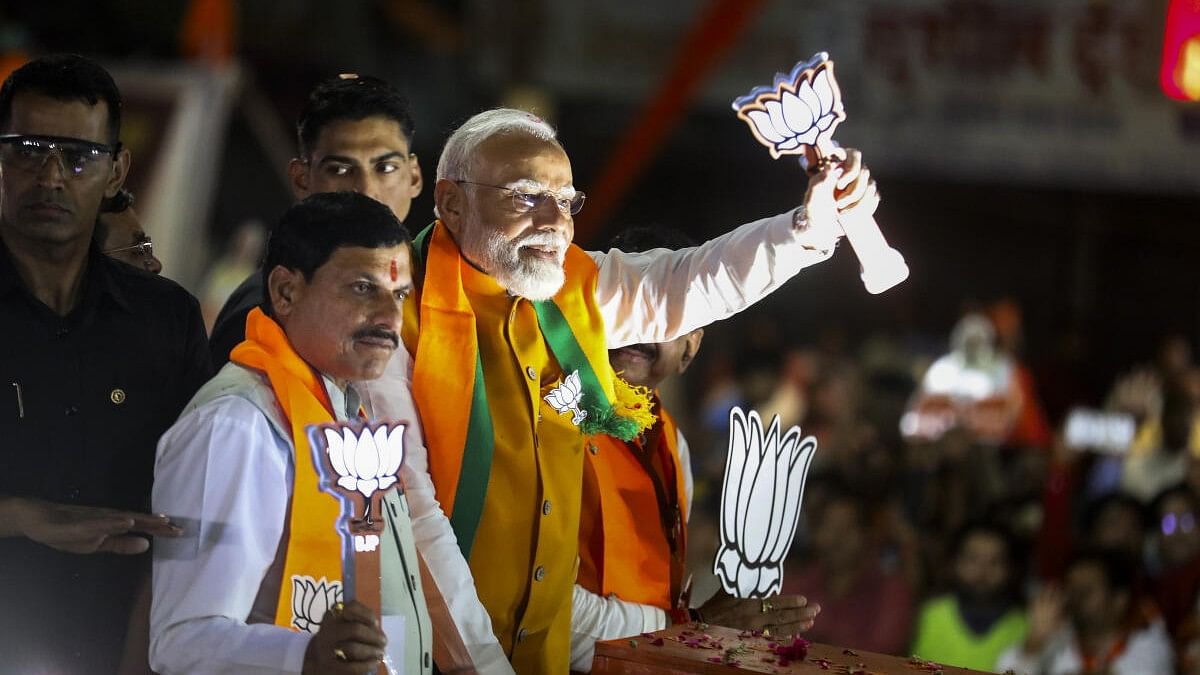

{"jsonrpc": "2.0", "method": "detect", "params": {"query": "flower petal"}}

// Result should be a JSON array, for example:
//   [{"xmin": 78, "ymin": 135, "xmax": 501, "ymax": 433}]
[
  {"xmin": 292, "ymin": 577, "xmax": 308, "ymax": 624},
  {"xmin": 742, "ymin": 415, "xmax": 781, "ymax": 563},
  {"xmin": 764, "ymin": 100, "xmax": 792, "ymax": 141},
  {"xmin": 337, "ymin": 475, "xmax": 358, "ymax": 492},
  {"xmin": 757, "ymin": 564, "xmax": 783, "ymax": 597},
  {"xmin": 357, "ymin": 477, "xmax": 379, "ymax": 498},
  {"xmin": 353, "ymin": 427, "xmax": 379, "ymax": 481},
  {"xmin": 378, "ymin": 475, "xmax": 398, "ymax": 491},
  {"xmin": 812, "ymin": 68, "xmax": 835, "ymax": 117},
  {"xmin": 324, "ymin": 428, "xmax": 348, "ymax": 479},
  {"xmin": 736, "ymin": 565, "xmax": 760, "ymax": 598},
  {"xmin": 746, "ymin": 110, "xmax": 786, "ymax": 143},
  {"xmin": 781, "ymin": 90, "xmax": 815, "ymax": 136},
  {"xmin": 721, "ymin": 408, "xmax": 750, "ymax": 551},
  {"xmin": 381, "ymin": 424, "xmax": 405, "ymax": 478}
]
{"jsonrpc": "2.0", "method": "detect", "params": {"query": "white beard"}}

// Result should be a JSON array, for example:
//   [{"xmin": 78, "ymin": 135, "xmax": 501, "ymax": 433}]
[{"xmin": 459, "ymin": 218, "xmax": 567, "ymax": 301}]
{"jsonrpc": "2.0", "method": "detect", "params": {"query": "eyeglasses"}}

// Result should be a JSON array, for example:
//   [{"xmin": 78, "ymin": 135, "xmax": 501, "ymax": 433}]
[
  {"xmin": 104, "ymin": 238, "xmax": 154, "ymax": 258},
  {"xmin": 456, "ymin": 180, "xmax": 586, "ymax": 216},
  {"xmin": 0, "ymin": 134, "xmax": 118, "ymax": 178}
]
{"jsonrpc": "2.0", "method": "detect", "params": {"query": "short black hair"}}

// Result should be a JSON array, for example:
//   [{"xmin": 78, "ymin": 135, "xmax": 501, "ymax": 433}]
[
  {"xmin": 262, "ymin": 192, "xmax": 411, "ymax": 314},
  {"xmin": 297, "ymin": 74, "xmax": 415, "ymax": 157},
  {"xmin": 0, "ymin": 54, "xmax": 122, "ymax": 144},
  {"xmin": 607, "ymin": 225, "xmax": 697, "ymax": 253}
]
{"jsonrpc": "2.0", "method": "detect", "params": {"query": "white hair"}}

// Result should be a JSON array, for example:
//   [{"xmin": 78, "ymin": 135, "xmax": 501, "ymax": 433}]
[{"xmin": 436, "ymin": 108, "xmax": 559, "ymax": 181}]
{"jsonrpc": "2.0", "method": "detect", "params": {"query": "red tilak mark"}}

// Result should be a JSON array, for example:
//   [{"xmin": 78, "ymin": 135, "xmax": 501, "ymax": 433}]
[{"xmin": 390, "ymin": 258, "xmax": 399, "ymax": 282}]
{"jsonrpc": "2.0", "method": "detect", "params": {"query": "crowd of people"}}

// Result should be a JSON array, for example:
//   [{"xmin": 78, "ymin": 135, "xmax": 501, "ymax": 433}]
[{"xmin": 674, "ymin": 299, "xmax": 1200, "ymax": 673}]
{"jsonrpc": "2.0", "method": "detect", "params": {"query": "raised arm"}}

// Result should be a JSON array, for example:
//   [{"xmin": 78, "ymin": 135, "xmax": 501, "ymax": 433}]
[{"xmin": 592, "ymin": 149, "xmax": 877, "ymax": 348}]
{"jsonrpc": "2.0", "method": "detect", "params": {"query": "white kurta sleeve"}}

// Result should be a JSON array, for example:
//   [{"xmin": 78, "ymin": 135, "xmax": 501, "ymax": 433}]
[
  {"xmin": 363, "ymin": 352, "xmax": 516, "ymax": 675},
  {"xmin": 569, "ymin": 585, "xmax": 667, "ymax": 672},
  {"xmin": 150, "ymin": 396, "xmax": 310, "ymax": 675},
  {"xmin": 676, "ymin": 428, "xmax": 693, "ymax": 520},
  {"xmin": 590, "ymin": 210, "xmax": 835, "ymax": 348}
]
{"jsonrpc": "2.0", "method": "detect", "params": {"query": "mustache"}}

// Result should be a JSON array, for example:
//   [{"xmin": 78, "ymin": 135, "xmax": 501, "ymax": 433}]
[
  {"xmin": 514, "ymin": 231, "xmax": 568, "ymax": 252},
  {"xmin": 352, "ymin": 327, "xmax": 400, "ymax": 349}
]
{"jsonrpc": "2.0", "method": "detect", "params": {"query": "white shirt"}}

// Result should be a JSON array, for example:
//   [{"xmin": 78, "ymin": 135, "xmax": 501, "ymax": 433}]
[
  {"xmin": 150, "ymin": 376, "xmax": 364, "ymax": 675},
  {"xmin": 360, "ymin": 209, "xmax": 832, "ymax": 672},
  {"xmin": 995, "ymin": 621, "xmax": 1174, "ymax": 675}
]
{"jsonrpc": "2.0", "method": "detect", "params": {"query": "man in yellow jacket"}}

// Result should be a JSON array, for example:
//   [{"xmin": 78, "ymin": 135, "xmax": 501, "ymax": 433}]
[{"xmin": 366, "ymin": 108, "xmax": 879, "ymax": 673}]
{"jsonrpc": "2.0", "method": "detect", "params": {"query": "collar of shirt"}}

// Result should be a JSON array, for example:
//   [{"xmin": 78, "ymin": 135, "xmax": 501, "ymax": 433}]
[{"xmin": 0, "ymin": 239, "xmax": 133, "ymax": 315}]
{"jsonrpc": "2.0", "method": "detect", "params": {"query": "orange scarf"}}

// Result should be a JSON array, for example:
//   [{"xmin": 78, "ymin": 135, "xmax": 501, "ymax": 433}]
[
  {"xmin": 230, "ymin": 307, "xmax": 345, "ymax": 632},
  {"xmin": 407, "ymin": 221, "xmax": 655, "ymax": 557}
]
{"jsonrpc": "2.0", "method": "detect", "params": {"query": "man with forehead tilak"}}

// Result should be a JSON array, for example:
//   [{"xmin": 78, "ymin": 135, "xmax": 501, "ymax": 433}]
[
  {"xmin": 151, "ymin": 192, "xmax": 434, "ymax": 674},
  {"xmin": 363, "ymin": 108, "xmax": 880, "ymax": 674}
]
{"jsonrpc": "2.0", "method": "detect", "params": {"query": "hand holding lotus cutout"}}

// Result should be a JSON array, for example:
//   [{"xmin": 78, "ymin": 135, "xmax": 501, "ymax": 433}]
[
  {"xmin": 713, "ymin": 406, "xmax": 817, "ymax": 599},
  {"xmin": 733, "ymin": 52, "xmax": 909, "ymax": 295}
]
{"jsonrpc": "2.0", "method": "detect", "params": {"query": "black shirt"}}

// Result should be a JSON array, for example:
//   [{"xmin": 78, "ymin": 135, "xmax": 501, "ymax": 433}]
[
  {"xmin": 208, "ymin": 270, "xmax": 261, "ymax": 368},
  {"xmin": 0, "ymin": 242, "xmax": 212, "ymax": 672}
]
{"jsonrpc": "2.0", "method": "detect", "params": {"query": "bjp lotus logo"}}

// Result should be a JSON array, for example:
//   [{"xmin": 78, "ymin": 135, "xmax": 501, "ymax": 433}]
[
  {"xmin": 714, "ymin": 407, "xmax": 818, "ymax": 598},
  {"xmin": 732, "ymin": 52, "xmax": 845, "ymax": 159},
  {"xmin": 322, "ymin": 424, "xmax": 405, "ymax": 500},
  {"xmin": 290, "ymin": 575, "xmax": 343, "ymax": 633},
  {"xmin": 545, "ymin": 370, "xmax": 588, "ymax": 426}
]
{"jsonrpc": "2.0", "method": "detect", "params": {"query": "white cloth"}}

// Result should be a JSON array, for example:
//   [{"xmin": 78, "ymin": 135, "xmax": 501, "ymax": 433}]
[
  {"xmin": 360, "ymin": 208, "xmax": 832, "ymax": 671},
  {"xmin": 150, "ymin": 396, "xmax": 310, "ymax": 674},
  {"xmin": 995, "ymin": 621, "xmax": 1174, "ymax": 675}
]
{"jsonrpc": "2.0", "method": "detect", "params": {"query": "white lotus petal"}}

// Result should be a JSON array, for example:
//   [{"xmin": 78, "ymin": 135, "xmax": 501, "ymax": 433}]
[
  {"xmin": 741, "ymin": 416, "xmax": 780, "ymax": 561},
  {"xmin": 305, "ymin": 581, "xmax": 323, "ymax": 626},
  {"xmin": 771, "ymin": 436, "xmax": 818, "ymax": 565},
  {"xmin": 292, "ymin": 578, "xmax": 308, "ymax": 624},
  {"xmin": 357, "ymin": 477, "xmax": 379, "ymax": 498},
  {"xmin": 796, "ymin": 129, "xmax": 818, "ymax": 146},
  {"xmin": 764, "ymin": 100, "xmax": 792, "ymax": 142},
  {"xmin": 736, "ymin": 566, "xmax": 760, "ymax": 598},
  {"xmin": 545, "ymin": 390, "xmax": 563, "ymax": 409},
  {"xmin": 746, "ymin": 110, "xmax": 786, "ymax": 143},
  {"xmin": 353, "ymin": 428, "xmax": 379, "ymax": 481},
  {"xmin": 781, "ymin": 90, "xmax": 815, "ymax": 135},
  {"xmin": 566, "ymin": 371, "xmax": 582, "ymax": 396},
  {"xmin": 760, "ymin": 421, "xmax": 794, "ymax": 559},
  {"xmin": 736, "ymin": 410, "xmax": 766, "ymax": 545},
  {"xmin": 812, "ymin": 69, "xmax": 835, "ymax": 116},
  {"xmin": 816, "ymin": 113, "xmax": 836, "ymax": 131},
  {"xmin": 324, "ymin": 428, "xmax": 349, "ymax": 478},
  {"xmin": 757, "ymin": 565, "xmax": 782, "ymax": 597},
  {"xmin": 764, "ymin": 428, "xmax": 803, "ymax": 564},
  {"xmin": 778, "ymin": 137, "xmax": 801, "ymax": 151},
  {"xmin": 337, "ymin": 475, "xmax": 357, "ymax": 492},
  {"xmin": 796, "ymin": 79, "xmax": 823, "ymax": 129},
  {"xmin": 380, "ymin": 424, "xmax": 405, "ymax": 479},
  {"xmin": 721, "ymin": 408, "xmax": 749, "ymax": 548},
  {"xmin": 378, "ymin": 475, "xmax": 398, "ymax": 490},
  {"xmin": 713, "ymin": 546, "xmax": 743, "ymax": 595}
]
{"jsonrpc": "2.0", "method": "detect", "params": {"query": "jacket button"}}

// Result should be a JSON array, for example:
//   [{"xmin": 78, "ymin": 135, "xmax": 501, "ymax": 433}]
[
  {"xmin": 534, "ymin": 565, "xmax": 546, "ymax": 582},
  {"xmin": 588, "ymin": 443, "xmax": 598, "ymax": 455},
  {"xmin": 542, "ymin": 500, "xmax": 552, "ymax": 516},
  {"xmin": 517, "ymin": 628, "xmax": 529, "ymax": 643},
  {"xmin": 65, "ymin": 405, "xmax": 79, "ymax": 416},
  {"xmin": 526, "ymin": 366, "xmax": 537, "ymax": 380}
]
